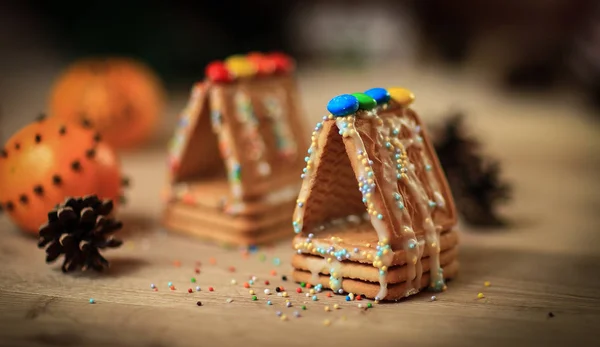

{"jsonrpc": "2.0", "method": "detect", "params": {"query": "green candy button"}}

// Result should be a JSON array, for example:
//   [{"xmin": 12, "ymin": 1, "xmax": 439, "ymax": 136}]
[{"xmin": 351, "ymin": 93, "xmax": 377, "ymax": 110}]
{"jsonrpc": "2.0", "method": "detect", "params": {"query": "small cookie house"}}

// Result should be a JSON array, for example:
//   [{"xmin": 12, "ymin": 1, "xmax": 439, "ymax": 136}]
[
  {"xmin": 163, "ymin": 52, "xmax": 308, "ymax": 246},
  {"xmin": 290, "ymin": 87, "xmax": 460, "ymax": 301}
]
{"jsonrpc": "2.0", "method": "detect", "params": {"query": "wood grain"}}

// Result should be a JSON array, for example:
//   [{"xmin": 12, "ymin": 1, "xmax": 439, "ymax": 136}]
[{"xmin": 1, "ymin": 65, "xmax": 600, "ymax": 347}]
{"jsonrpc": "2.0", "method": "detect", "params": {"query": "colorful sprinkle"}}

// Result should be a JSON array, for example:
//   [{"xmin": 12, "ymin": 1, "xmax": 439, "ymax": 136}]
[
  {"xmin": 208, "ymin": 287, "xmax": 214, "ymax": 292},
  {"xmin": 265, "ymin": 280, "xmax": 270, "ymax": 285},
  {"xmin": 188, "ymin": 288, "xmax": 193, "ymax": 293},
  {"xmin": 243, "ymin": 282, "xmax": 250, "ymax": 288},
  {"xmin": 231, "ymin": 279, "xmax": 237, "ymax": 285},
  {"xmin": 366, "ymin": 303, "xmax": 373, "ymax": 308},
  {"xmin": 249, "ymin": 290, "xmax": 255, "ymax": 295},
  {"xmin": 286, "ymin": 302, "xmax": 292, "ymax": 307},
  {"xmin": 431, "ymin": 296, "xmax": 437, "ymax": 301},
  {"xmin": 300, "ymin": 282, "xmax": 306, "ymax": 288},
  {"xmin": 252, "ymin": 295, "xmax": 258, "ymax": 301},
  {"xmin": 267, "ymin": 301, "xmax": 272, "ymax": 305},
  {"xmin": 296, "ymin": 288, "xmax": 302, "ymax": 293},
  {"xmin": 272, "ymin": 258, "xmax": 281, "ymax": 266},
  {"xmin": 276, "ymin": 311, "xmax": 282, "ymax": 317},
  {"xmin": 282, "ymin": 292, "xmax": 289, "ymax": 298},
  {"xmin": 312, "ymin": 295, "xmax": 318, "ymax": 301},
  {"xmin": 196, "ymin": 301, "xmax": 203, "ymax": 306},
  {"xmin": 356, "ymin": 295, "xmax": 362, "ymax": 301},
  {"xmin": 226, "ymin": 298, "xmax": 234, "ymax": 303},
  {"xmin": 333, "ymin": 304, "xmax": 340, "ymax": 310},
  {"xmin": 280, "ymin": 314, "xmax": 288, "ymax": 321},
  {"xmin": 89, "ymin": 298, "xmax": 95, "ymax": 304},
  {"xmin": 264, "ymin": 289, "xmax": 271, "ymax": 295},
  {"xmin": 150, "ymin": 284, "xmax": 156, "ymax": 289},
  {"xmin": 323, "ymin": 319, "xmax": 331, "ymax": 327},
  {"xmin": 196, "ymin": 286, "xmax": 201, "ymax": 291},
  {"xmin": 324, "ymin": 306, "xmax": 330, "ymax": 312},
  {"xmin": 294, "ymin": 311, "xmax": 301, "ymax": 318},
  {"xmin": 281, "ymin": 275, "xmax": 287, "ymax": 281},
  {"xmin": 484, "ymin": 281, "xmax": 491, "ymax": 287},
  {"xmin": 302, "ymin": 305, "xmax": 307, "ymax": 310},
  {"xmin": 270, "ymin": 270, "xmax": 277, "ymax": 276},
  {"xmin": 229, "ymin": 266, "xmax": 236, "ymax": 272},
  {"xmin": 195, "ymin": 268, "xmax": 200, "ymax": 274},
  {"xmin": 477, "ymin": 293, "xmax": 485, "ymax": 299},
  {"xmin": 190, "ymin": 277, "xmax": 196, "ymax": 283},
  {"xmin": 167, "ymin": 282, "xmax": 173, "ymax": 287},
  {"xmin": 209, "ymin": 257, "xmax": 216, "ymax": 265}
]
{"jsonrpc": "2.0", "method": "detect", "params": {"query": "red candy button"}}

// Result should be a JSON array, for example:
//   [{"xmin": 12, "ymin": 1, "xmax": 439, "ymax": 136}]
[
  {"xmin": 268, "ymin": 52, "xmax": 294, "ymax": 73},
  {"xmin": 205, "ymin": 61, "xmax": 233, "ymax": 82},
  {"xmin": 247, "ymin": 52, "xmax": 276, "ymax": 75}
]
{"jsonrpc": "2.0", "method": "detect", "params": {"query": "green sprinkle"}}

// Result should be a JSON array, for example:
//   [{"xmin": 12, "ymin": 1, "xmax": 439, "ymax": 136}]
[
  {"xmin": 252, "ymin": 295, "xmax": 258, "ymax": 301},
  {"xmin": 259, "ymin": 254, "xmax": 266, "ymax": 262},
  {"xmin": 302, "ymin": 305, "xmax": 307, "ymax": 310},
  {"xmin": 190, "ymin": 278, "xmax": 196, "ymax": 283},
  {"xmin": 300, "ymin": 282, "xmax": 306, "ymax": 288},
  {"xmin": 367, "ymin": 303, "xmax": 373, "ymax": 308},
  {"xmin": 351, "ymin": 93, "xmax": 377, "ymax": 110}
]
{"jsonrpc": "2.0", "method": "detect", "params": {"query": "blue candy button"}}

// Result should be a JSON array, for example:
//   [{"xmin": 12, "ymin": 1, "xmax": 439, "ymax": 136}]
[
  {"xmin": 364, "ymin": 88, "xmax": 390, "ymax": 105},
  {"xmin": 327, "ymin": 94, "xmax": 359, "ymax": 117}
]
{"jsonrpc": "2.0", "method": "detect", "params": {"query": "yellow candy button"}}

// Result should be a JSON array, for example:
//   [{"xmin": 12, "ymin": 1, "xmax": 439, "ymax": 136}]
[
  {"xmin": 225, "ymin": 55, "xmax": 256, "ymax": 78},
  {"xmin": 387, "ymin": 87, "xmax": 415, "ymax": 106}
]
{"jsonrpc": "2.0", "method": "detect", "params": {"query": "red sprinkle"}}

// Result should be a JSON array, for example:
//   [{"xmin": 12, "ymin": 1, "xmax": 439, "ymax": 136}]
[
  {"xmin": 243, "ymin": 282, "xmax": 250, "ymax": 288},
  {"xmin": 208, "ymin": 287, "xmax": 214, "ymax": 292},
  {"xmin": 264, "ymin": 280, "xmax": 270, "ymax": 285},
  {"xmin": 188, "ymin": 288, "xmax": 193, "ymax": 293},
  {"xmin": 195, "ymin": 268, "xmax": 200, "ymax": 274},
  {"xmin": 326, "ymin": 292, "xmax": 332, "ymax": 298},
  {"xmin": 356, "ymin": 295, "xmax": 362, "ymax": 301},
  {"xmin": 173, "ymin": 260, "xmax": 181, "ymax": 267},
  {"xmin": 306, "ymin": 283, "xmax": 312, "ymax": 289},
  {"xmin": 229, "ymin": 266, "xmax": 236, "ymax": 272},
  {"xmin": 153, "ymin": 288, "xmax": 158, "ymax": 292},
  {"xmin": 279, "ymin": 286, "xmax": 285, "ymax": 291},
  {"xmin": 296, "ymin": 288, "xmax": 302, "ymax": 293},
  {"xmin": 170, "ymin": 286, "xmax": 176, "ymax": 291}
]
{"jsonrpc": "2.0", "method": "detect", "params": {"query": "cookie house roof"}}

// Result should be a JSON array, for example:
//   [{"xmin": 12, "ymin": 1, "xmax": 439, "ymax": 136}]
[
  {"xmin": 292, "ymin": 87, "xmax": 458, "ymax": 250},
  {"xmin": 166, "ymin": 52, "xmax": 307, "ymax": 199}
]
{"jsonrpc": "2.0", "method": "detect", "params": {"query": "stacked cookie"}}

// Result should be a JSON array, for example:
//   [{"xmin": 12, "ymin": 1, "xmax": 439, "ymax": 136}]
[{"xmin": 290, "ymin": 87, "xmax": 459, "ymax": 300}]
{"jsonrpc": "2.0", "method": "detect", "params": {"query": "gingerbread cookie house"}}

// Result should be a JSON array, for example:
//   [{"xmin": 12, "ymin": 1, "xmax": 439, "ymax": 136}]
[
  {"xmin": 163, "ymin": 52, "xmax": 308, "ymax": 246},
  {"xmin": 290, "ymin": 87, "xmax": 459, "ymax": 301}
]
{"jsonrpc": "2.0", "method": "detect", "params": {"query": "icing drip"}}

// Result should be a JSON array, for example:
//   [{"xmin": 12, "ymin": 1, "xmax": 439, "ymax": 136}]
[
  {"xmin": 304, "ymin": 255, "xmax": 327, "ymax": 285},
  {"xmin": 210, "ymin": 88, "xmax": 243, "ymax": 200},
  {"xmin": 234, "ymin": 91, "xmax": 271, "ymax": 176},
  {"xmin": 263, "ymin": 95, "xmax": 297, "ymax": 160},
  {"xmin": 375, "ymin": 115, "xmax": 422, "ymax": 297},
  {"xmin": 390, "ymin": 114, "xmax": 446, "ymax": 291}
]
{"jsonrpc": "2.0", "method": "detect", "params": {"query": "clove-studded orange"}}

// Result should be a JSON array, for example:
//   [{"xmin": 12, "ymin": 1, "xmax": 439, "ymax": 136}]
[{"xmin": 0, "ymin": 116, "xmax": 125, "ymax": 235}]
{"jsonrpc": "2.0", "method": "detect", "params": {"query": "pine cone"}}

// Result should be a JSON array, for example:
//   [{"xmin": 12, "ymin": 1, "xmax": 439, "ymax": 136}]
[{"xmin": 38, "ymin": 196, "xmax": 123, "ymax": 273}]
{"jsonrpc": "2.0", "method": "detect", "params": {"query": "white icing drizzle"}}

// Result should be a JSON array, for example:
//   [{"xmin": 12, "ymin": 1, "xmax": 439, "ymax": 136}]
[
  {"xmin": 263, "ymin": 94, "xmax": 298, "ymax": 160},
  {"xmin": 210, "ymin": 88, "xmax": 243, "ymax": 200},
  {"xmin": 234, "ymin": 91, "xmax": 271, "ymax": 176}
]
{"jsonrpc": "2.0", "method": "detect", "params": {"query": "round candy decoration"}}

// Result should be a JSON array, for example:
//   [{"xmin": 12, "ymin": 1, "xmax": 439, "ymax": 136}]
[
  {"xmin": 225, "ymin": 55, "xmax": 256, "ymax": 79},
  {"xmin": 350, "ymin": 93, "xmax": 377, "ymax": 110},
  {"xmin": 205, "ymin": 61, "xmax": 233, "ymax": 83},
  {"xmin": 327, "ymin": 94, "xmax": 359, "ymax": 117},
  {"xmin": 268, "ymin": 52, "xmax": 294, "ymax": 74},
  {"xmin": 246, "ymin": 52, "xmax": 276, "ymax": 75},
  {"xmin": 387, "ymin": 87, "xmax": 415, "ymax": 106},
  {"xmin": 364, "ymin": 88, "xmax": 391, "ymax": 105}
]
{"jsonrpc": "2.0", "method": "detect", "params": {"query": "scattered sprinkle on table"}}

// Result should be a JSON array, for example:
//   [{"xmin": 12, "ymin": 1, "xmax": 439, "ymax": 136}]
[
  {"xmin": 196, "ymin": 286, "xmax": 201, "ymax": 291},
  {"xmin": 281, "ymin": 275, "xmax": 287, "ymax": 281},
  {"xmin": 324, "ymin": 306, "xmax": 330, "ymax": 312},
  {"xmin": 150, "ymin": 284, "xmax": 156, "ymax": 289},
  {"xmin": 173, "ymin": 260, "xmax": 181, "ymax": 267},
  {"xmin": 323, "ymin": 319, "xmax": 331, "ymax": 327},
  {"xmin": 209, "ymin": 257, "xmax": 216, "ymax": 265},
  {"xmin": 264, "ymin": 280, "xmax": 270, "ymax": 285},
  {"xmin": 327, "ymin": 292, "xmax": 332, "ymax": 298},
  {"xmin": 264, "ymin": 289, "xmax": 271, "ymax": 295},
  {"xmin": 366, "ymin": 303, "xmax": 373, "ymax": 308},
  {"xmin": 195, "ymin": 268, "xmax": 200, "ymax": 274},
  {"xmin": 296, "ymin": 288, "xmax": 302, "ymax": 293},
  {"xmin": 294, "ymin": 311, "xmax": 301, "ymax": 318},
  {"xmin": 312, "ymin": 295, "xmax": 318, "ymax": 301},
  {"xmin": 196, "ymin": 301, "xmax": 202, "ymax": 306},
  {"xmin": 431, "ymin": 296, "xmax": 437, "ymax": 301},
  {"xmin": 191, "ymin": 277, "xmax": 196, "ymax": 283},
  {"xmin": 282, "ymin": 292, "xmax": 289, "ymax": 298},
  {"xmin": 208, "ymin": 287, "xmax": 214, "ymax": 292},
  {"xmin": 477, "ymin": 293, "xmax": 485, "ymax": 299},
  {"xmin": 300, "ymin": 282, "xmax": 306, "ymax": 288},
  {"xmin": 249, "ymin": 280, "xmax": 254, "ymax": 285},
  {"xmin": 249, "ymin": 290, "xmax": 255, "ymax": 295},
  {"xmin": 286, "ymin": 302, "xmax": 292, "ymax": 307},
  {"xmin": 243, "ymin": 282, "xmax": 250, "ymax": 288},
  {"xmin": 270, "ymin": 270, "xmax": 277, "ymax": 276},
  {"xmin": 348, "ymin": 293, "xmax": 355, "ymax": 300},
  {"xmin": 356, "ymin": 295, "xmax": 362, "ymax": 301},
  {"xmin": 229, "ymin": 266, "xmax": 236, "ymax": 272},
  {"xmin": 358, "ymin": 304, "xmax": 363, "ymax": 309},
  {"xmin": 484, "ymin": 281, "xmax": 491, "ymax": 287},
  {"xmin": 226, "ymin": 298, "xmax": 234, "ymax": 303},
  {"xmin": 302, "ymin": 305, "xmax": 307, "ymax": 310},
  {"xmin": 280, "ymin": 314, "xmax": 287, "ymax": 321},
  {"xmin": 333, "ymin": 304, "xmax": 340, "ymax": 310},
  {"xmin": 259, "ymin": 254, "xmax": 266, "ymax": 262},
  {"xmin": 231, "ymin": 279, "xmax": 237, "ymax": 285},
  {"xmin": 89, "ymin": 298, "xmax": 95, "ymax": 304},
  {"xmin": 168, "ymin": 282, "xmax": 173, "ymax": 287},
  {"xmin": 273, "ymin": 258, "xmax": 281, "ymax": 266},
  {"xmin": 275, "ymin": 287, "xmax": 281, "ymax": 292},
  {"xmin": 306, "ymin": 283, "xmax": 312, "ymax": 289},
  {"xmin": 252, "ymin": 295, "xmax": 258, "ymax": 301},
  {"xmin": 188, "ymin": 288, "xmax": 193, "ymax": 293},
  {"xmin": 548, "ymin": 312, "xmax": 555, "ymax": 318},
  {"xmin": 170, "ymin": 286, "xmax": 176, "ymax": 291},
  {"xmin": 276, "ymin": 311, "xmax": 282, "ymax": 316},
  {"xmin": 267, "ymin": 301, "xmax": 272, "ymax": 305}
]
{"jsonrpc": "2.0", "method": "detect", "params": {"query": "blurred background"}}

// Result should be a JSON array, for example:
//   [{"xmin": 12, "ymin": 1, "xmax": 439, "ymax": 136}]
[{"xmin": 1, "ymin": 0, "xmax": 599, "ymax": 251}]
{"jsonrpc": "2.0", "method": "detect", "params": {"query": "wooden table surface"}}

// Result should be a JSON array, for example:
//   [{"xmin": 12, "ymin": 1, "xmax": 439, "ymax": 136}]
[{"xmin": 1, "ymin": 65, "xmax": 600, "ymax": 347}]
